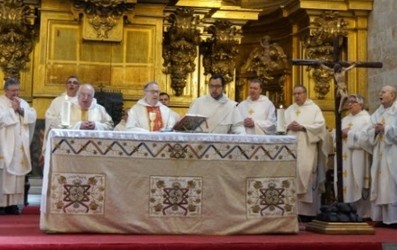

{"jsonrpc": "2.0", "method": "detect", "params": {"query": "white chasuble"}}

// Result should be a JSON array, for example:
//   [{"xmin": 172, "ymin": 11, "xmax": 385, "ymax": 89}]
[
  {"xmin": 285, "ymin": 99, "xmax": 327, "ymax": 215},
  {"xmin": 339, "ymin": 110, "xmax": 371, "ymax": 217},
  {"xmin": 188, "ymin": 95, "xmax": 245, "ymax": 134},
  {"xmin": 237, "ymin": 95, "xmax": 276, "ymax": 135}
]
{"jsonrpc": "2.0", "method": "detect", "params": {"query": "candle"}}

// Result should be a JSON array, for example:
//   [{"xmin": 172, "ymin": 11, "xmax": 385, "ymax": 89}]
[
  {"xmin": 266, "ymin": 91, "xmax": 269, "ymax": 97},
  {"xmin": 276, "ymin": 105, "xmax": 286, "ymax": 134},
  {"xmin": 61, "ymin": 100, "xmax": 71, "ymax": 127}
]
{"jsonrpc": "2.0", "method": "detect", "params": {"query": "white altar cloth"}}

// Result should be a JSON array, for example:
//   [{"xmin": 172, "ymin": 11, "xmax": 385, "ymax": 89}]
[{"xmin": 40, "ymin": 129, "xmax": 298, "ymax": 234}]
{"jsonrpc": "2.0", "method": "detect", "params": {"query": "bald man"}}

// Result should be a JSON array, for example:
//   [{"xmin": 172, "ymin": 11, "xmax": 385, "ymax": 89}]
[
  {"xmin": 58, "ymin": 84, "xmax": 113, "ymax": 130},
  {"xmin": 360, "ymin": 85, "xmax": 397, "ymax": 227}
]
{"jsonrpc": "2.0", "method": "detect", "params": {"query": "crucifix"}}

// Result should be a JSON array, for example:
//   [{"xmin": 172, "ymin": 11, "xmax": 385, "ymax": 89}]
[{"xmin": 291, "ymin": 35, "xmax": 382, "ymax": 203}]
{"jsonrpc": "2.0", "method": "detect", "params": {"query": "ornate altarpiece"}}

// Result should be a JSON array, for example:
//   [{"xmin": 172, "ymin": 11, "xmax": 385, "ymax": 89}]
[{"xmin": 0, "ymin": 0, "xmax": 375, "ymax": 129}]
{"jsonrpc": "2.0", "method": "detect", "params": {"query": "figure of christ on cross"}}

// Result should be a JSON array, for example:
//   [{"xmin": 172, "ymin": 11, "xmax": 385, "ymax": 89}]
[
  {"xmin": 320, "ymin": 62, "xmax": 356, "ymax": 113},
  {"xmin": 291, "ymin": 36, "xmax": 382, "ymax": 204}
]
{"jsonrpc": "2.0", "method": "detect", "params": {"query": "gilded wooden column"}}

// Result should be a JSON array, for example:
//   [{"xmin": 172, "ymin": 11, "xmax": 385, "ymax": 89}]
[
  {"xmin": 162, "ymin": 7, "xmax": 201, "ymax": 96},
  {"xmin": 0, "ymin": 0, "xmax": 37, "ymax": 80},
  {"xmin": 302, "ymin": 11, "xmax": 348, "ymax": 99},
  {"xmin": 200, "ymin": 20, "xmax": 240, "ymax": 84}
]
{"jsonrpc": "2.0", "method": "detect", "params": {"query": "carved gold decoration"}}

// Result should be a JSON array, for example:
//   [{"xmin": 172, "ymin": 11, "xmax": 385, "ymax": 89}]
[
  {"xmin": 240, "ymin": 35, "xmax": 289, "ymax": 104},
  {"xmin": 163, "ymin": 7, "xmax": 201, "ymax": 96},
  {"xmin": 303, "ymin": 11, "xmax": 348, "ymax": 99},
  {"xmin": 0, "ymin": 0, "xmax": 36, "ymax": 80},
  {"xmin": 72, "ymin": 0, "xmax": 135, "ymax": 41},
  {"xmin": 201, "ymin": 20, "xmax": 240, "ymax": 84}
]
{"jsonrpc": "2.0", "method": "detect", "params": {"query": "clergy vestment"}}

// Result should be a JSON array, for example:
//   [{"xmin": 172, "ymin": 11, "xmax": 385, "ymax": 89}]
[
  {"xmin": 360, "ymin": 102, "xmax": 397, "ymax": 224},
  {"xmin": 114, "ymin": 119, "xmax": 127, "ymax": 131},
  {"xmin": 58, "ymin": 98, "xmax": 113, "ymax": 130},
  {"xmin": 285, "ymin": 99, "xmax": 328, "ymax": 216},
  {"xmin": 0, "ymin": 95, "xmax": 37, "ymax": 207},
  {"xmin": 237, "ymin": 95, "xmax": 276, "ymax": 135},
  {"xmin": 44, "ymin": 92, "xmax": 77, "ymax": 136},
  {"xmin": 43, "ymin": 93, "xmax": 77, "ymax": 154},
  {"xmin": 170, "ymin": 109, "xmax": 181, "ymax": 123},
  {"xmin": 188, "ymin": 94, "xmax": 245, "ymax": 134},
  {"xmin": 126, "ymin": 99, "xmax": 176, "ymax": 132},
  {"xmin": 339, "ymin": 110, "xmax": 372, "ymax": 218}
]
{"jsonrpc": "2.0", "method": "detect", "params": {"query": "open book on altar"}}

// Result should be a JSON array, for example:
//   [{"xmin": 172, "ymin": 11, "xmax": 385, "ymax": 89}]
[{"xmin": 173, "ymin": 114, "xmax": 207, "ymax": 132}]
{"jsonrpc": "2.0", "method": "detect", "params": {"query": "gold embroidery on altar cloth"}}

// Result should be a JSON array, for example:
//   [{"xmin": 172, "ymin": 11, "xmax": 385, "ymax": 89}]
[
  {"xmin": 49, "ymin": 173, "xmax": 106, "ymax": 214},
  {"xmin": 246, "ymin": 177, "xmax": 296, "ymax": 218},
  {"xmin": 51, "ymin": 138, "xmax": 297, "ymax": 161},
  {"xmin": 149, "ymin": 176, "xmax": 202, "ymax": 217}
]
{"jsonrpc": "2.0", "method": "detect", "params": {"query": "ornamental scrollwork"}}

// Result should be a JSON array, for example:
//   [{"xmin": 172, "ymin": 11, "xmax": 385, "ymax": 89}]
[
  {"xmin": 200, "ymin": 20, "xmax": 240, "ymax": 84},
  {"xmin": 73, "ymin": 0, "xmax": 135, "ymax": 40},
  {"xmin": 240, "ymin": 35, "xmax": 289, "ymax": 104},
  {"xmin": 303, "ymin": 11, "xmax": 348, "ymax": 99},
  {"xmin": 162, "ymin": 7, "xmax": 201, "ymax": 96},
  {"xmin": 0, "ymin": 0, "xmax": 37, "ymax": 80}
]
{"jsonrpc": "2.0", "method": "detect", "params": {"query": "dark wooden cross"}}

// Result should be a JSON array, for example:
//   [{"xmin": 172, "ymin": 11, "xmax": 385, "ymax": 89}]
[{"xmin": 291, "ymin": 35, "xmax": 382, "ymax": 203}]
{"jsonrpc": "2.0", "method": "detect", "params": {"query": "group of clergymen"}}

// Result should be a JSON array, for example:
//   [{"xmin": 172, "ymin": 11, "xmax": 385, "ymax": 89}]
[{"xmin": 0, "ymin": 75, "xmax": 396, "ymax": 230}]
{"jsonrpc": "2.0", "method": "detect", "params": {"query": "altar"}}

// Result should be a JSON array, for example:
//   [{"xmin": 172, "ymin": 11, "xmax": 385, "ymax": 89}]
[{"xmin": 40, "ymin": 129, "xmax": 298, "ymax": 235}]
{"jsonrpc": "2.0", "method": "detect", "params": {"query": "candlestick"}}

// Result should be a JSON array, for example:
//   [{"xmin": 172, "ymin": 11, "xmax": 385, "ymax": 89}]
[
  {"xmin": 61, "ymin": 100, "xmax": 71, "ymax": 128},
  {"xmin": 276, "ymin": 105, "xmax": 286, "ymax": 134}
]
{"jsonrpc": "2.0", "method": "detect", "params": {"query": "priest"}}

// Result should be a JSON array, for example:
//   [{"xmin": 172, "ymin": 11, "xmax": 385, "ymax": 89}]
[
  {"xmin": 58, "ymin": 84, "xmax": 114, "ymax": 130},
  {"xmin": 360, "ymin": 85, "xmax": 397, "ymax": 227},
  {"xmin": 0, "ymin": 78, "xmax": 37, "ymax": 215},
  {"xmin": 187, "ymin": 74, "xmax": 245, "ymax": 134},
  {"xmin": 237, "ymin": 78, "xmax": 276, "ymax": 135},
  {"xmin": 338, "ymin": 94, "xmax": 372, "ymax": 218},
  {"xmin": 126, "ymin": 81, "xmax": 176, "ymax": 132},
  {"xmin": 284, "ymin": 85, "xmax": 328, "ymax": 221}
]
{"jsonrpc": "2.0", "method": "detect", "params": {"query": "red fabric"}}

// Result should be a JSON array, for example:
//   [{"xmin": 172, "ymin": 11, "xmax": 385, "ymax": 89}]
[
  {"xmin": 146, "ymin": 106, "xmax": 163, "ymax": 131},
  {"xmin": 0, "ymin": 206, "xmax": 395, "ymax": 250}
]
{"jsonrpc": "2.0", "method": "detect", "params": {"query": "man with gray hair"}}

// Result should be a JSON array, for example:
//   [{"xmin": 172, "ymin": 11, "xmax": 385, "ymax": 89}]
[
  {"xmin": 0, "ymin": 78, "xmax": 37, "ymax": 215},
  {"xmin": 284, "ymin": 84, "xmax": 328, "ymax": 222},
  {"xmin": 360, "ymin": 85, "xmax": 397, "ymax": 227},
  {"xmin": 337, "ymin": 94, "xmax": 371, "ymax": 218},
  {"xmin": 57, "ymin": 83, "xmax": 114, "ymax": 130},
  {"xmin": 126, "ymin": 81, "xmax": 176, "ymax": 132}
]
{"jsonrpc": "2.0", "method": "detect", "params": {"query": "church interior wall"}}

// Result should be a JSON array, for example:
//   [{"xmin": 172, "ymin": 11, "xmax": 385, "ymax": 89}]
[
  {"xmin": 368, "ymin": 0, "xmax": 397, "ymax": 112},
  {"xmin": 0, "ymin": 0, "xmax": 377, "ymax": 129},
  {"xmin": 0, "ymin": 0, "xmax": 380, "ymax": 182}
]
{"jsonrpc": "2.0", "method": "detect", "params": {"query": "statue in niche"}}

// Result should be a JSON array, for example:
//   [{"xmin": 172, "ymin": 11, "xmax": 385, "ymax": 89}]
[{"xmin": 241, "ymin": 35, "xmax": 289, "ymax": 87}]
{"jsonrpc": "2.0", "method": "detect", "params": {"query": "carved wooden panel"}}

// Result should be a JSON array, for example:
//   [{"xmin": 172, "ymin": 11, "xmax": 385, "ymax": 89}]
[
  {"xmin": 82, "ymin": 15, "xmax": 123, "ymax": 42},
  {"xmin": 34, "ymin": 17, "xmax": 163, "ymax": 100}
]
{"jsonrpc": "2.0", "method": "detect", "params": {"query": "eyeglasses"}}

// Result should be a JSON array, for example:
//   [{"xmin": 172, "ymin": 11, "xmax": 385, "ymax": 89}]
[
  {"xmin": 348, "ymin": 100, "xmax": 358, "ymax": 104},
  {"xmin": 209, "ymin": 84, "xmax": 223, "ymax": 89},
  {"xmin": 145, "ymin": 90, "xmax": 160, "ymax": 94}
]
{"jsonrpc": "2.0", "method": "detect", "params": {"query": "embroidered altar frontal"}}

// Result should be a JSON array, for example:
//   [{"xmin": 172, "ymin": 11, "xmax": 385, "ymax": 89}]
[{"xmin": 40, "ymin": 130, "xmax": 298, "ymax": 234}]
